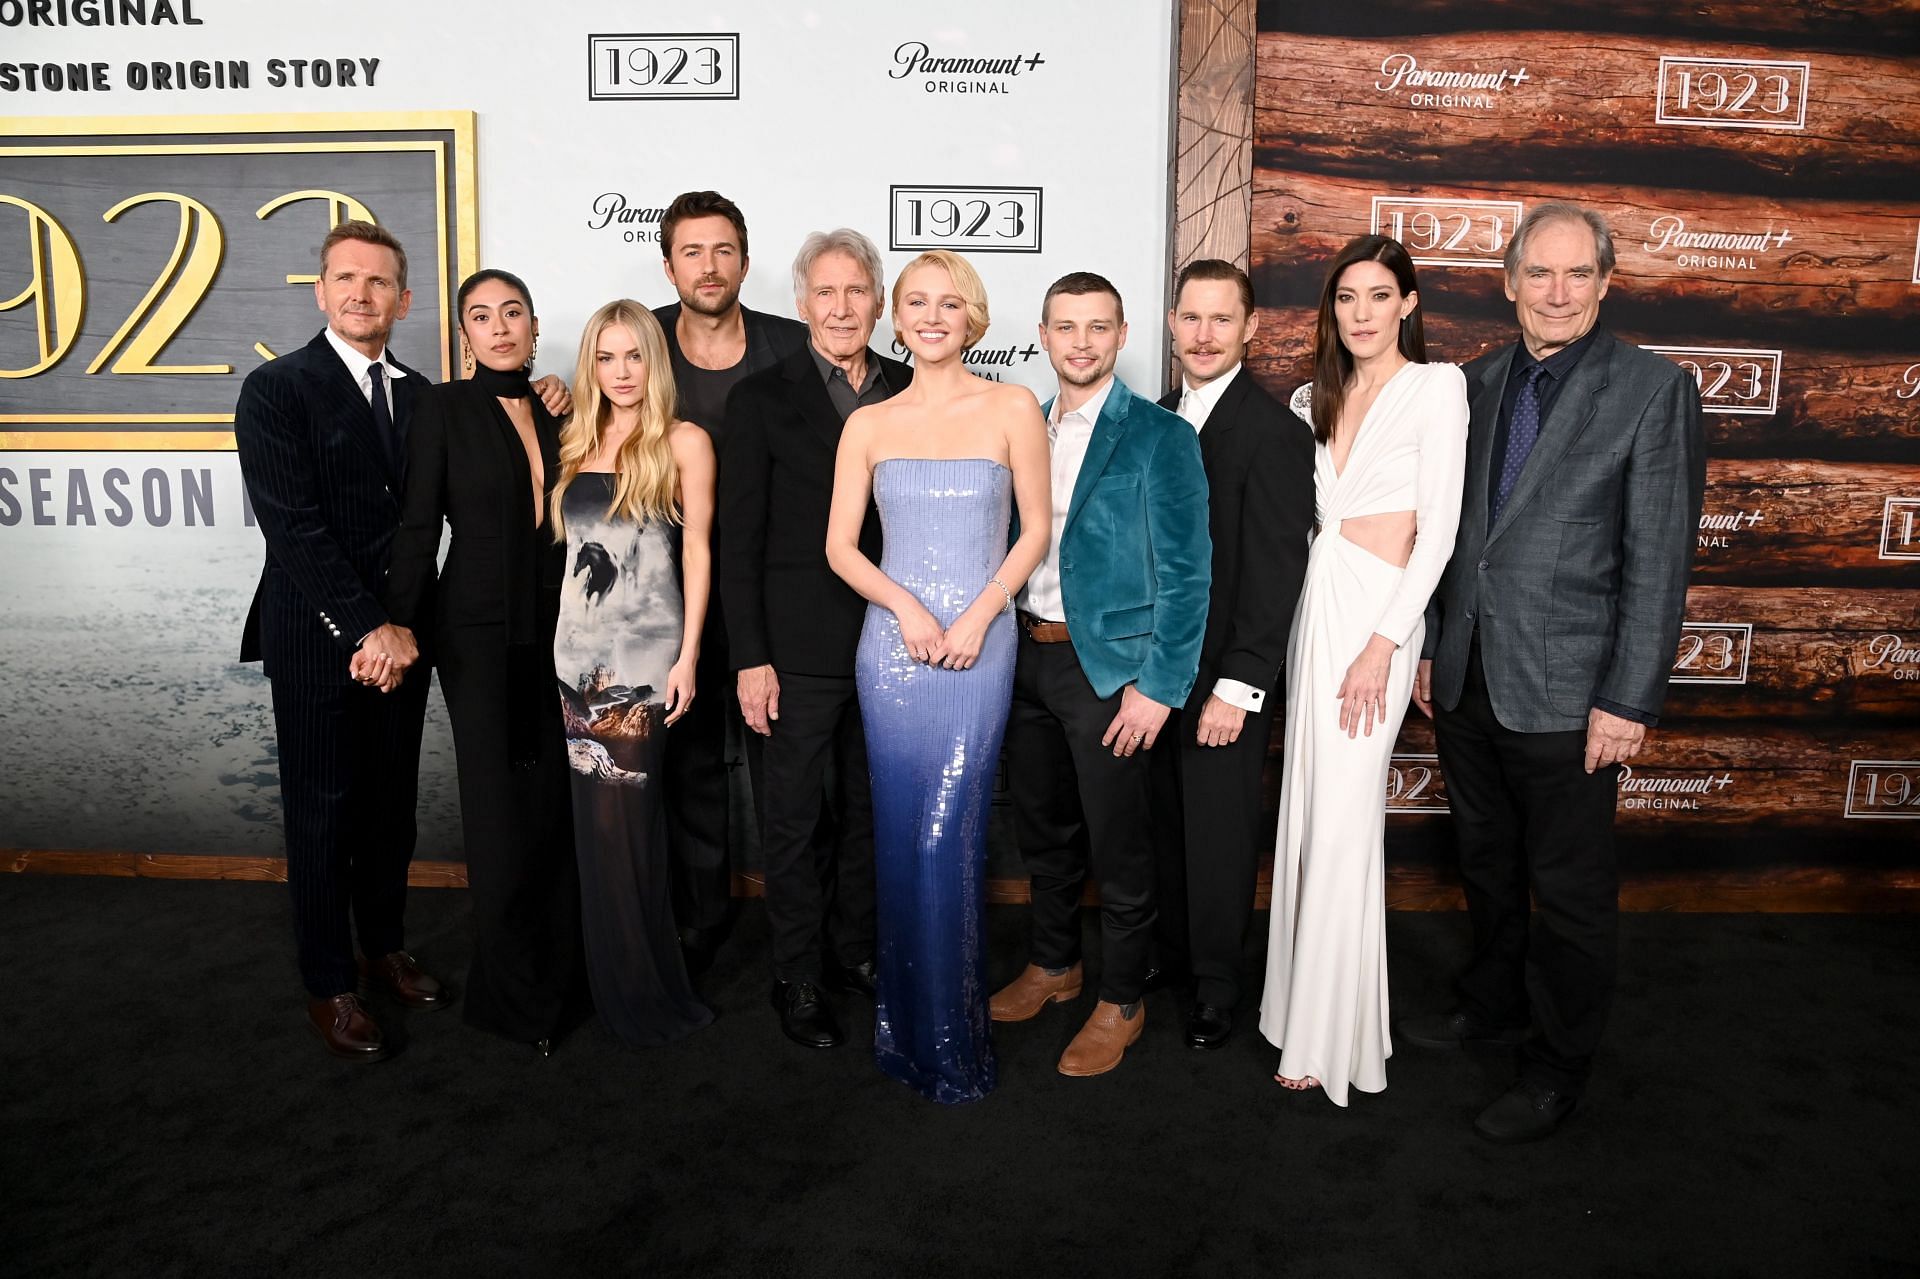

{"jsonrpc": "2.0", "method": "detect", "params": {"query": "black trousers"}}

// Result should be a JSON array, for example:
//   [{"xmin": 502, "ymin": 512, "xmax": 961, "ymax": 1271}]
[
  {"xmin": 757, "ymin": 670, "xmax": 874, "ymax": 984},
  {"xmin": 663, "ymin": 620, "xmax": 738, "ymax": 940},
  {"xmin": 1433, "ymin": 637, "xmax": 1620, "ymax": 1095},
  {"xmin": 1150, "ymin": 696, "xmax": 1275, "ymax": 1008},
  {"xmin": 1005, "ymin": 635, "xmax": 1156, "ymax": 1006},
  {"xmin": 269, "ymin": 672, "xmax": 430, "ymax": 998},
  {"xmin": 437, "ymin": 624, "xmax": 581, "ymax": 1042}
]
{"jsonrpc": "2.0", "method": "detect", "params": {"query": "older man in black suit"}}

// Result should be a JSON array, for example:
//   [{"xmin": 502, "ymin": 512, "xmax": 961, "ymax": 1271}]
[
  {"xmin": 1406, "ymin": 202, "xmax": 1705, "ymax": 1141},
  {"xmin": 235, "ymin": 221, "xmax": 443, "ymax": 1059},
  {"xmin": 1149, "ymin": 259, "xmax": 1313, "ymax": 1049},
  {"xmin": 720, "ymin": 228, "xmax": 910, "ymax": 1049}
]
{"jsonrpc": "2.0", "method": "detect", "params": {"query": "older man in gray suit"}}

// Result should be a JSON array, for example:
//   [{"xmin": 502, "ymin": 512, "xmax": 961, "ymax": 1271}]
[{"xmin": 1405, "ymin": 202, "xmax": 1705, "ymax": 1143}]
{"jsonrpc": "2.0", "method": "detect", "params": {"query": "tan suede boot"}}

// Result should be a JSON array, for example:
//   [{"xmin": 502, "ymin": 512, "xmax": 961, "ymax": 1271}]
[
  {"xmin": 988, "ymin": 962, "xmax": 1084, "ymax": 1022},
  {"xmin": 1057, "ymin": 1000, "xmax": 1145, "ymax": 1077}
]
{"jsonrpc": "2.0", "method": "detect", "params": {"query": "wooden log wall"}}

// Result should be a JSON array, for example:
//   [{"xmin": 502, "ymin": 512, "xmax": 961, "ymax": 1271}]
[{"xmin": 1245, "ymin": 0, "xmax": 1920, "ymax": 865}]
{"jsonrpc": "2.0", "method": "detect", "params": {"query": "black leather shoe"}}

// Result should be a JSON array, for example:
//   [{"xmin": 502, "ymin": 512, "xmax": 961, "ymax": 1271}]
[
  {"xmin": 1474, "ymin": 1079, "xmax": 1578, "ymax": 1143},
  {"xmin": 1143, "ymin": 964, "xmax": 1191, "ymax": 994},
  {"xmin": 830, "ymin": 959, "xmax": 878, "ymax": 998},
  {"xmin": 1186, "ymin": 1003, "xmax": 1232, "ymax": 1050},
  {"xmin": 1397, "ymin": 1009, "xmax": 1528, "ymax": 1050},
  {"xmin": 771, "ymin": 981, "xmax": 843, "ymax": 1049}
]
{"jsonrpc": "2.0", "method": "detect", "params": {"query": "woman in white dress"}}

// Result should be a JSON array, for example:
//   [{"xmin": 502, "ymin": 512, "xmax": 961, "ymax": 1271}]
[{"xmin": 1258, "ymin": 235, "xmax": 1469, "ymax": 1104}]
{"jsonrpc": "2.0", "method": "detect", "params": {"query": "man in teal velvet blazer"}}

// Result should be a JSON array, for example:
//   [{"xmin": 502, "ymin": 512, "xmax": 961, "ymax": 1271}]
[{"xmin": 989, "ymin": 271, "xmax": 1212, "ymax": 1078}]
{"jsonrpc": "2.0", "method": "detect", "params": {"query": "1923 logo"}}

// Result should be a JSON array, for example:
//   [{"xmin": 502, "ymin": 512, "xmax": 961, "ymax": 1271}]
[
  {"xmin": 1369, "ymin": 197, "xmax": 1521, "ymax": 269},
  {"xmin": 1881, "ymin": 497, "xmax": 1920, "ymax": 560},
  {"xmin": 1844, "ymin": 761, "xmax": 1920, "ymax": 819},
  {"xmin": 1671, "ymin": 622, "xmax": 1752, "ymax": 684},
  {"xmin": 1385, "ymin": 754, "xmax": 1447, "ymax": 812},
  {"xmin": 889, "ymin": 186, "xmax": 1042, "ymax": 254},
  {"xmin": 588, "ymin": 34, "xmax": 739, "ymax": 101},
  {"xmin": 1655, "ymin": 56, "xmax": 1809, "ymax": 130},
  {"xmin": 1644, "ymin": 346, "xmax": 1781, "ymax": 416}
]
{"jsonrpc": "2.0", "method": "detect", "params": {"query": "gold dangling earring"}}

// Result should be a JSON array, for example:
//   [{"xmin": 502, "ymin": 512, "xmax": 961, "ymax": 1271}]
[
  {"xmin": 461, "ymin": 341, "xmax": 474, "ymax": 377},
  {"xmin": 529, "ymin": 334, "xmax": 538, "ymax": 365}
]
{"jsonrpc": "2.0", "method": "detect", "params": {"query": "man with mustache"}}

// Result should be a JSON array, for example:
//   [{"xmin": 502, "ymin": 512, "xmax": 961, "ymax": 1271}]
[
  {"xmin": 652, "ymin": 191, "xmax": 807, "ymax": 975},
  {"xmin": 1148, "ymin": 259, "xmax": 1313, "ymax": 1049}
]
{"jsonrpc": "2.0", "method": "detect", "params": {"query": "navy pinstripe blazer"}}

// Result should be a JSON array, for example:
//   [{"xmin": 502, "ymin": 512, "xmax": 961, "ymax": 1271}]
[{"xmin": 235, "ymin": 329, "xmax": 423, "ymax": 685}]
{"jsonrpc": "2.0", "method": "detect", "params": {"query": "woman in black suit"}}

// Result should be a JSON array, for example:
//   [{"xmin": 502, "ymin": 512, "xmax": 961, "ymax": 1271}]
[{"xmin": 387, "ymin": 268, "xmax": 581, "ymax": 1053}]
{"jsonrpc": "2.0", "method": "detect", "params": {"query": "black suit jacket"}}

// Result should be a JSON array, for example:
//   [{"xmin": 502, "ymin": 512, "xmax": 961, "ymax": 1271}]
[
  {"xmin": 1158, "ymin": 367, "xmax": 1315, "ymax": 710},
  {"xmin": 383, "ymin": 379, "xmax": 564, "ymax": 644},
  {"xmin": 235, "ymin": 330, "xmax": 422, "ymax": 685},
  {"xmin": 719, "ymin": 345, "xmax": 912, "ymax": 678},
  {"xmin": 653, "ymin": 300, "xmax": 808, "ymax": 429}
]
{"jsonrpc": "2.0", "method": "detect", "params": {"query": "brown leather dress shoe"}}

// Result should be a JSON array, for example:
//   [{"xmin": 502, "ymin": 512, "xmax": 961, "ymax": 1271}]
[
  {"xmin": 360, "ymin": 951, "xmax": 450, "ymax": 1010},
  {"xmin": 989, "ymin": 962, "xmax": 1084, "ymax": 1022},
  {"xmin": 1057, "ymin": 1000, "xmax": 1144, "ymax": 1077},
  {"xmin": 307, "ymin": 993, "xmax": 387, "ymax": 1060}
]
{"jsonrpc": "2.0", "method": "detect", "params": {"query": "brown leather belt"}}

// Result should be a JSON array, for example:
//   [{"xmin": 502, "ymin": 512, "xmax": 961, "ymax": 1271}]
[{"xmin": 1018, "ymin": 611, "xmax": 1071, "ymax": 644}]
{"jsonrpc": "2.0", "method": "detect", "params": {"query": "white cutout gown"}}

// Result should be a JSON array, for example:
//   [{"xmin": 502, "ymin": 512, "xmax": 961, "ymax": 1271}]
[{"xmin": 1258, "ymin": 362, "xmax": 1468, "ymax": 1104}]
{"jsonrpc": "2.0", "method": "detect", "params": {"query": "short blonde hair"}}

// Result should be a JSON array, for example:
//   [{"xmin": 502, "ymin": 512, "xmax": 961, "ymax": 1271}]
[{"xmin": 891, "ymin": 249, "xmax": 990, "ymax": 350}]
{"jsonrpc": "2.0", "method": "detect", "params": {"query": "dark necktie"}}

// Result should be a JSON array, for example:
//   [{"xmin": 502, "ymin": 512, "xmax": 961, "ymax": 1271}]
[
  {"xmin": 367, "ymin": 361, "xmax": 399, "ymax": 470},
  {"xmin": 1492, "ymin": 363, "xmax": 1547, "ymax": 523}
]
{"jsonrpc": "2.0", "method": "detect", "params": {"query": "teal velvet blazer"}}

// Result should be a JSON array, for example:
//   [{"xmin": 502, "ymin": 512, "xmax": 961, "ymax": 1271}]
[{"xmin": 1037, "ymin": 376, "xmax": 1212, "ymax": 707}]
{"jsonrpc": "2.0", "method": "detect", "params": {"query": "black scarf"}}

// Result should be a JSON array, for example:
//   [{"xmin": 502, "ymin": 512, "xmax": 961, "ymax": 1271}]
[{"xmin": 470, "ymin": 360, "xmax": 533, "ymax": 400}]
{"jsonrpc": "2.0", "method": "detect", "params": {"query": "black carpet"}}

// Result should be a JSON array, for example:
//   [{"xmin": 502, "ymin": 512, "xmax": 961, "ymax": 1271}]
[{"xmin": 3, "ymin": 875, "xmax": 1915, "ymax": 1278}]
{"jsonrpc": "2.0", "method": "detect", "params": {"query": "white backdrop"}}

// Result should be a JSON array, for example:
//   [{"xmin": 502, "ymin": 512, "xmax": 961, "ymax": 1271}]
[{"xmin": 0, "ymin": 0, "xmax": 1178, "ymax": 857}]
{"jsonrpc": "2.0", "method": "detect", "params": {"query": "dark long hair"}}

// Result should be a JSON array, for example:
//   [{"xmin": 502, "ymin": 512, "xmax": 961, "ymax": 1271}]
[
  {"xmin": 1310, "ymin": 235, "xmax": 1425, "ymax": 444},
  {"xmin": 456, "ymin": 267, "xmax": 534, "ymax": 317}
]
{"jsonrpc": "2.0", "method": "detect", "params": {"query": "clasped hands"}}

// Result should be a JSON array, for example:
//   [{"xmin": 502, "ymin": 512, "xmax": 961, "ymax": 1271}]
[
  {"xmin": 896, "ymin": 599, "xmax": 992, "ymax": 672},
  {"xmin": 350, "ymin": 622, "xmax": 418, "ymax": 693}
]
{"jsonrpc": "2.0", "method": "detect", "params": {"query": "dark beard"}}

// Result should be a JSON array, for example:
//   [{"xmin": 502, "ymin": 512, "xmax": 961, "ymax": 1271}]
[{"xmin": 679, "ymin": 283, "xmax": 742, "ymax": 318}]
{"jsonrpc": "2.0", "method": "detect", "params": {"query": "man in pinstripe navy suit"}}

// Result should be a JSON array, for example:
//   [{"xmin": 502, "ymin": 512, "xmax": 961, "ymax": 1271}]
[{"xmin": 236, "ymin": 221, "xmax": 450, "ymax": 1060}]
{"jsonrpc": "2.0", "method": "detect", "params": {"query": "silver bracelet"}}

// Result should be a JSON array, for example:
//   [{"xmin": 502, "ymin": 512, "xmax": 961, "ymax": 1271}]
[{"xmin": 988, "ymin": 576, "xmax": 1014, "ymax": 613}]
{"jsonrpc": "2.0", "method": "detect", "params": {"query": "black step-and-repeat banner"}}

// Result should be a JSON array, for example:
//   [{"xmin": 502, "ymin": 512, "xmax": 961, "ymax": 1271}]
[
  {"xmin": 0, "ymin": 1, "xmax": 1175, "ymax": 868},
  {"xmin": 1250, "ymin": 1, "xmax": 1920, "ymax": 865}
]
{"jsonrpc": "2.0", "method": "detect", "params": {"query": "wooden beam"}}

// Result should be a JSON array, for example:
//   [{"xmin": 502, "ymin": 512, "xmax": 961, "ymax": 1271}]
[{"xmin": 7, "ymin": 849, "xmax": 1916, "ymax": 913}]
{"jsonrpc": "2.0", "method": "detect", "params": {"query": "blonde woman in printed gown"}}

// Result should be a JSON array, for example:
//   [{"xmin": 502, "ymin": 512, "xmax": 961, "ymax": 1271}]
[{"xmin": 1259, "ymin": 235, "xmax": 1468, "ymax": 1105}]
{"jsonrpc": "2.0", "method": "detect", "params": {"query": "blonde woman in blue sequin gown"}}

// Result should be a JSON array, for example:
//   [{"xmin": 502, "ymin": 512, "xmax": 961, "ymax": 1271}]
[{"xmin": 825, "ymin": 251, "xmax": 1052, "ymax": 1103}]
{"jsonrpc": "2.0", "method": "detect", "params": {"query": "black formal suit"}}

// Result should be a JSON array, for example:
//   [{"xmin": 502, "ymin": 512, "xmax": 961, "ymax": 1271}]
[
  {"xmin": 1425, "ymin": 330, "xmax": 1704, "ymax": 1096},
  {"xmin": 1148, "ymin": 367, "xmax": 1314, "ymax": 1010},
  {"xmin": 719, "ymin": 344, "xmax": 911, "ymax": 983},
  {"xmin": 384, "ymin": 378, "xmax": 581, "ymax": 1042},
  {"xmin": 653, "ymin": 301, "xmax": 807, "ymax": 944},
  {"xmin": 235, "ymin": 329, "xmax": 430, "ymax": 999}
]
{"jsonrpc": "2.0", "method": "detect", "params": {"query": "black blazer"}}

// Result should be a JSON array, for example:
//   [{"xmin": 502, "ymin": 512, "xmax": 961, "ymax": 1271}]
[
  {"xmin": 1158, "ymin": 367, "xmax": 1315, "ymax": 709},
  {"xmin": 235, "ymin": 329, "xmax": 422, "ymax": 685},
  {"xmin": 719, "ymin": 345, "xmax": 912, "ymax": 678},
  {"xmin": 653, "ymin": 300, "xmax": 808, "ymax": 425},
  {"xmin": 384, "ymin": 378, "xmax": 564, "ymax": 646}
]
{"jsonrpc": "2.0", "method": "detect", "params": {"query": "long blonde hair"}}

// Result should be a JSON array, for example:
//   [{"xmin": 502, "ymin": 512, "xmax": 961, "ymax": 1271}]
[{"xmin": 550, "ymin": 300, "xmax": 682, "ymax": 538}]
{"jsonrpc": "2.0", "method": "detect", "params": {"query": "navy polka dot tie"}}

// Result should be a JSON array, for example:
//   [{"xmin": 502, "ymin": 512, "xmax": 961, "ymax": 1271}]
[{"xmin": 1492, "ymin": 363, "xmax": 1548, "ymax": 524}]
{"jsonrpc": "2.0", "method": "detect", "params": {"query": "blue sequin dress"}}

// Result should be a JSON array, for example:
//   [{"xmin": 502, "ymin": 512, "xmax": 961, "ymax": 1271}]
[{"xmin": 856, "ymin": 458, "xmax": 1015, "ymax": 1103}]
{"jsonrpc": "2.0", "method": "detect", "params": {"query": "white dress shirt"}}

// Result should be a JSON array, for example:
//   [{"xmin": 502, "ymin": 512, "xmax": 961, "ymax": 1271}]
[
  {"xmin": 1176, "ymin": 364, "xmax": 1265, "ymax": 715},
  {"xmin": 323, "ymin": 325, "xmax": 408, "ymax": 413},
  {"xmin": 1020, "ymin": 374, "xmax": 1116, "ymax": 623},
  {"xmin": 323, "ymin": 327, "xmax": 408, "ymax": 648}
]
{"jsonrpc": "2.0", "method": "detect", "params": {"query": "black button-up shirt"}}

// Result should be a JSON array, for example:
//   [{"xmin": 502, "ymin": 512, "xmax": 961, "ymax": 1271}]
[{"xmin": 811, "ymin": 345, "xmax": 891, "ymax": 423}]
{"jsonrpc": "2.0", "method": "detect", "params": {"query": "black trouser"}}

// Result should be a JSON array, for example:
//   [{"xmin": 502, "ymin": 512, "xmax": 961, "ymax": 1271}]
[
  {"xmin": 1005, "ymin": 635, "xmax": 1156, "ymax": 1006},
  {"xmin": 663, "ymin": 619, "xmax": 738, "ymax": 940},
  {"xmin": 437, "ymin": 624, "xmax": 581, "ymax": 1042},
  {"xmin": 756, "ymin": 670, "xmax": 874, "ymax": 984},
  {"xmin": 1150, "ymin": 695, "xmax": 1275, "ymax": 1009},
  {"xmin": 1433, "ymin": 636, "xmax": 1620, "ymax": 1096},
  {"xmin": 269, "ymin": 672, "xmax": 430, "ymax": 999}
]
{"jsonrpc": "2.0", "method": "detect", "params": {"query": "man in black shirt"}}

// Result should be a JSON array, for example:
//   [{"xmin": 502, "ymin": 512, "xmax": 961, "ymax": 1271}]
[{"xmin": 652, "ymin": 191, "xmax": 807, "ymax": 972}]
